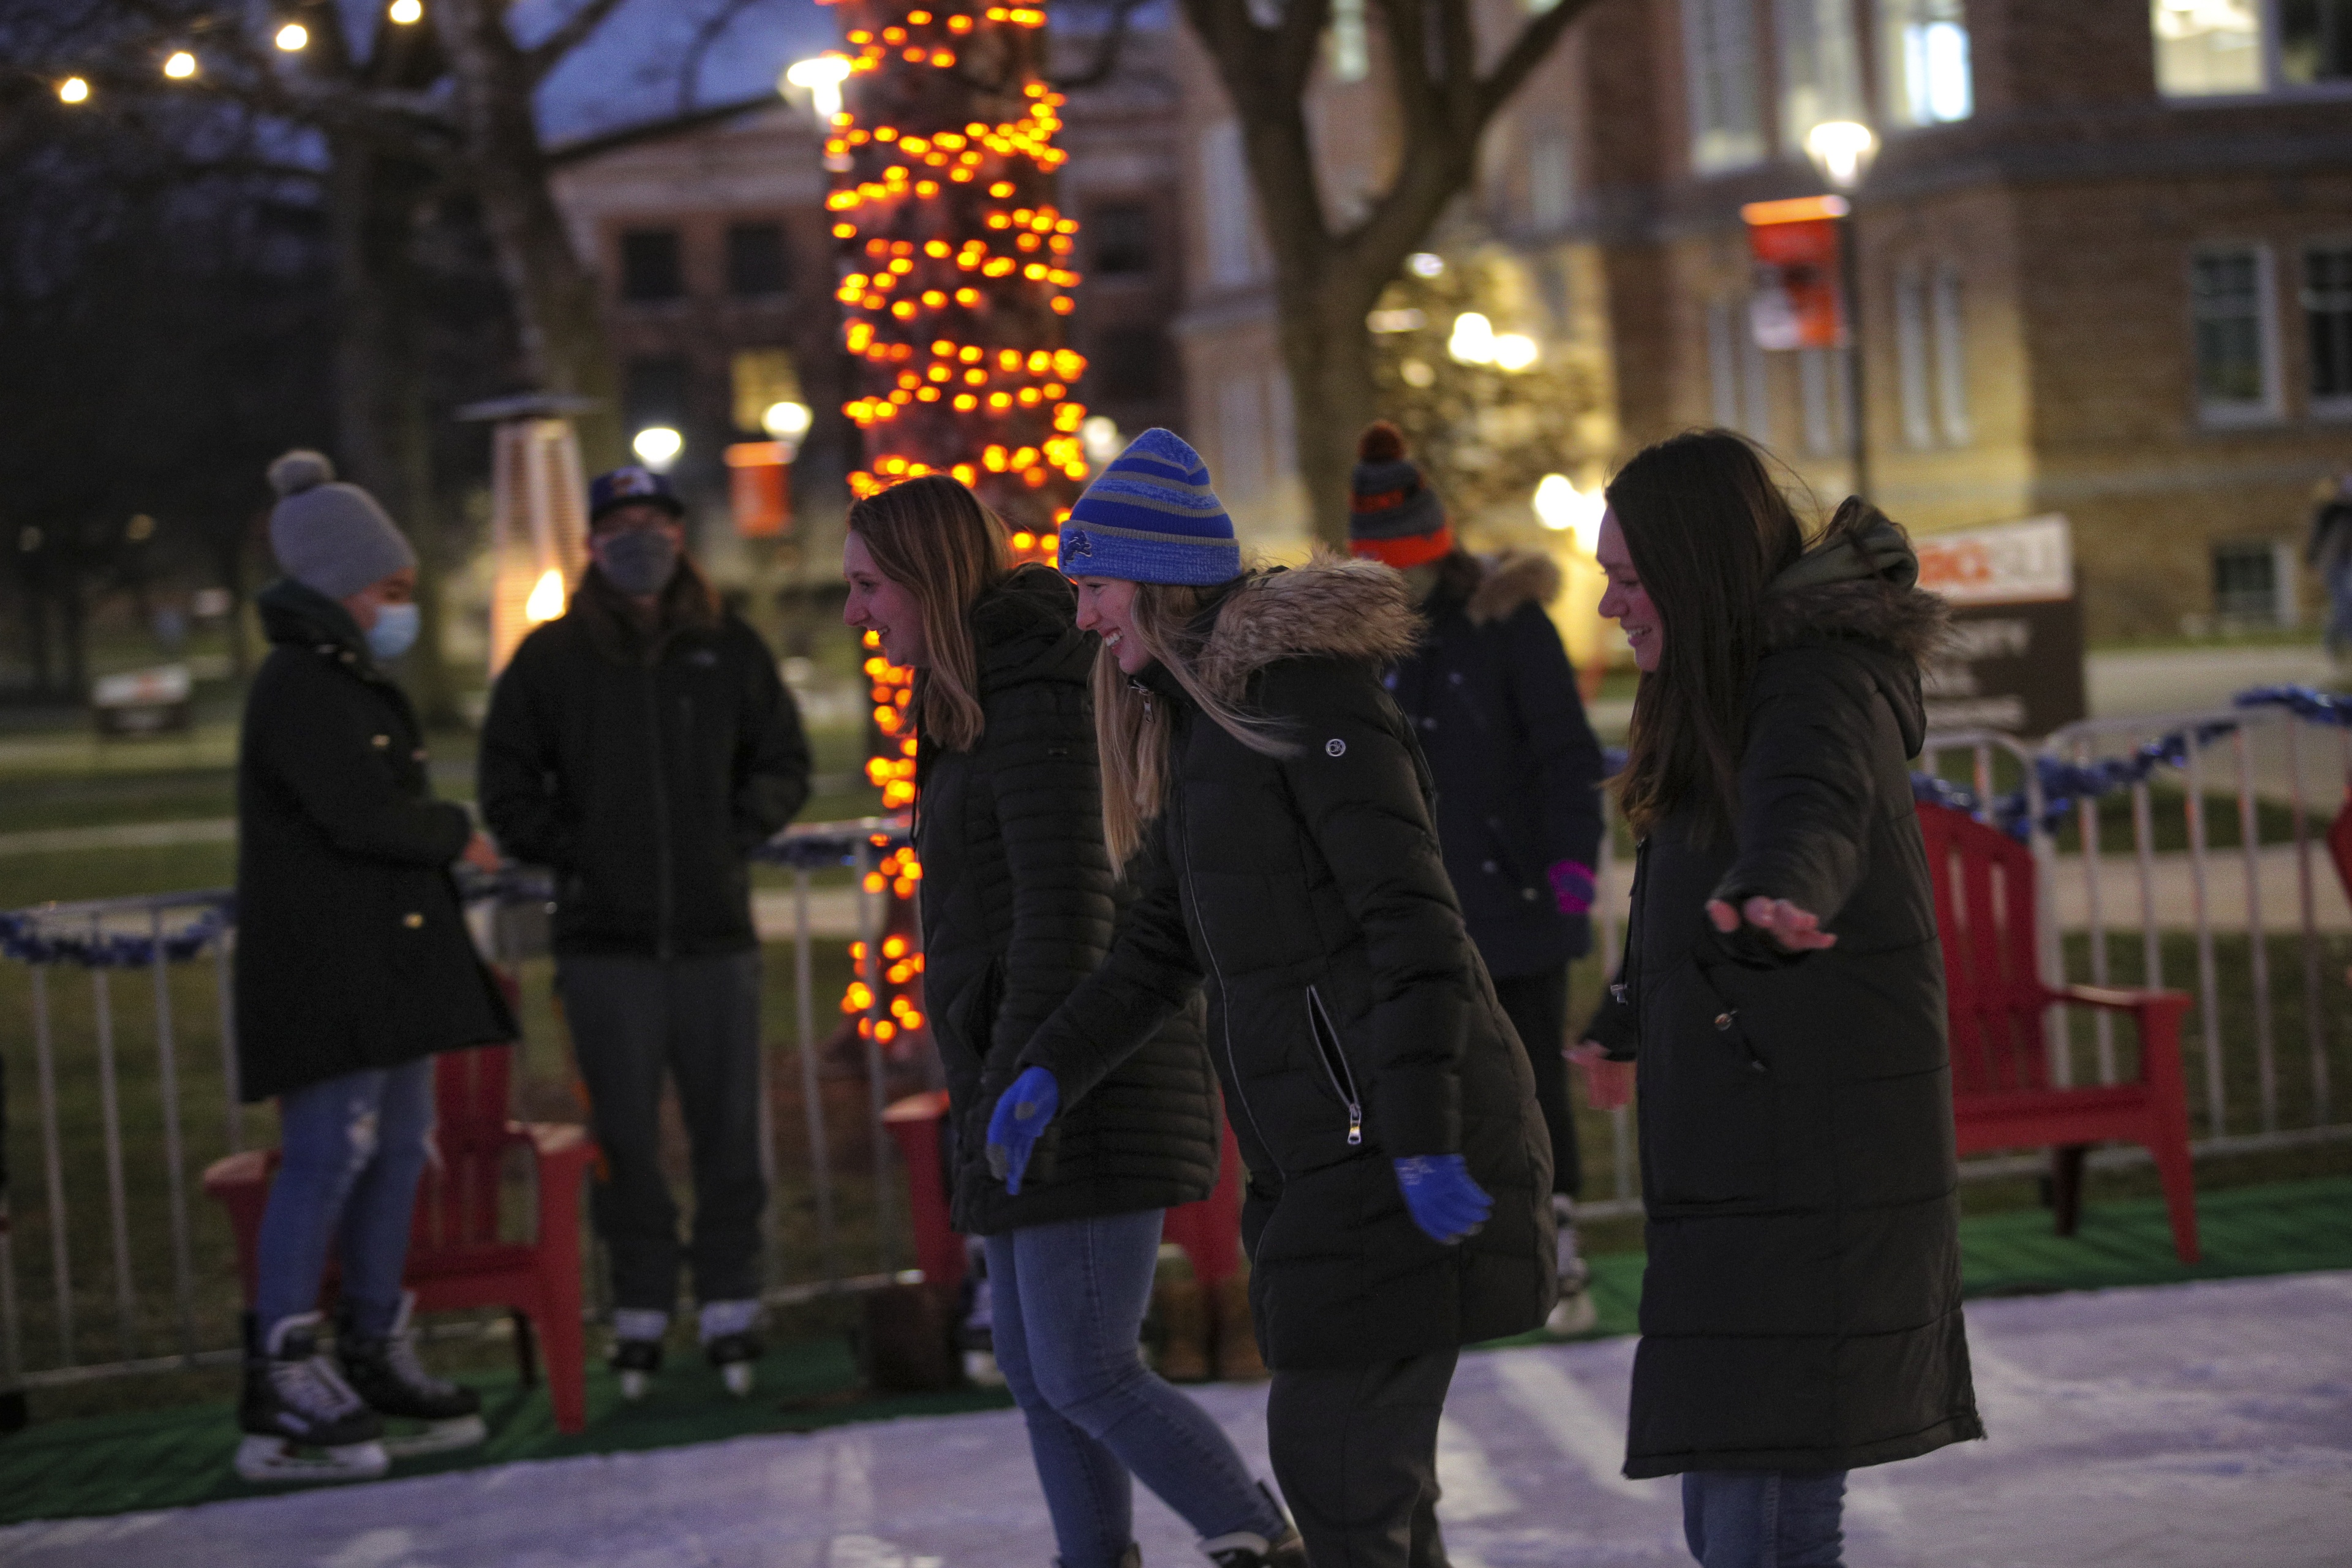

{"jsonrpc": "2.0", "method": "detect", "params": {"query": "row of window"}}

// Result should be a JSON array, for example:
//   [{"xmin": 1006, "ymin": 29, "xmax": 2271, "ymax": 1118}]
[
  {"xmin": 1686, "ymin": 0, "xmax": 1970, "ymax": 175},
  {"xmin": 1706, "ymin": 259, "xmax": 1967, "ymax": 456},
  {"xmin": 2193, "ymin": 243, "xmax": 2352, "ymax": 422},
  {"xmin": 615, "ymin": 207, "xmax": 1160, "ymax": 306},
  {"xmin": 1685, "ymin": 1, "xmax": 2351, "ymax": 178}
]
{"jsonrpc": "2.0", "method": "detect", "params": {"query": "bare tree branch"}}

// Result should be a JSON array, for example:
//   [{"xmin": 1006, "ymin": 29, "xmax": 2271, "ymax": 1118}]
[
  {"xmin": 524, "ymin": 0, "xmax": 633, "ymax": 88},
  {"xmin": 1047, "ymin": 0, "xmax": 1150, "ymax": 92},
  {"xmin": 1473, "ymin": 0, "xmax": 1598, "ymax": 121},
  {"xmin": 676, "ymin": 0, "xmax": 764, "ymax": 114}
]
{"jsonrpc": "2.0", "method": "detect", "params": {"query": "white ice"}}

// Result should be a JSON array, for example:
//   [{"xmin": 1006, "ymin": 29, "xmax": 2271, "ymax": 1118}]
[{"xmin": 5, "ymin": 1271, "xmax": 2350, "ymax": 1568}]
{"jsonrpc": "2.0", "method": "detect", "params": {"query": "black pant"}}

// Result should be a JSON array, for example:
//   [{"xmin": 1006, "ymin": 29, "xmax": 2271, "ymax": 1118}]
[
  {"xmin": 1266, "ymin": 1349, "xmax": 1460, "ymax": 1568},
  {"xmin": 1490, "ymin": 963, "xmax": 1580, "ymax": 1199},
  {"xmin": 558, "ymin": 950, "xmax": 766, "ymax": 1311}
]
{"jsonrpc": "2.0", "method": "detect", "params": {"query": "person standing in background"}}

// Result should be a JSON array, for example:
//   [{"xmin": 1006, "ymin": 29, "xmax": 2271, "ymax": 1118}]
[
  {"xmin": 478, "ymin": 466, "xmax": 812, "ymax": 1401},
  {"xmin": 233, "ymin": 450, "xmax": 513, "ymax": 1482},
  {"xmin": 1347, "ymin": 421, "xmax": 1608, "ymax": 1335}
]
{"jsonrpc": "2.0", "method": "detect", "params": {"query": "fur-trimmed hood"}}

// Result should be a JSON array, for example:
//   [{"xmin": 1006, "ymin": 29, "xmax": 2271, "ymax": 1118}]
[
  {"xmin": 1759, "ymin": 499, "xmax": 1950, "ymax": 666},
  {"xmin": 1195, "ymin": 554, "xmax": 1420, "ymax": 704},
  {"xmin": 1428, "ymin": 548, "xmax": 1562, "ymax": 627}
]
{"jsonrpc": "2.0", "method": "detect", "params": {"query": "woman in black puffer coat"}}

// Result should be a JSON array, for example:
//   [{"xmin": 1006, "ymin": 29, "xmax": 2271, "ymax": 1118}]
[
  {"xmin": 1574, "ymin": 431, "xmax": 1981, "ymax": 1567},
  {"xmin": 840, "ymin": 476, "xmax": 1294, "ymax": 1568},
  {"xmin": 998, "ymin": 429, "xmax": 1553, "ymax": 1568}
]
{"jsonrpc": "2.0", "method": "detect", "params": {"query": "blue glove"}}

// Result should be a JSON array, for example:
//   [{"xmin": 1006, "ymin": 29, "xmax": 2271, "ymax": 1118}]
[
  {"xmin": 986, "ymin": 1066, "xmax": 1060, "ymax": 1196},
  {"xmin": 1393, "ymin": 1155, "xmax": 1492, "ymax": 1245}
]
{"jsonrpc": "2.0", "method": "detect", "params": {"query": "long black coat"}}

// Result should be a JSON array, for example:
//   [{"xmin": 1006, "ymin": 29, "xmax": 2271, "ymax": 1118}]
[
  {"xmin": 918, "ymin": 567, "xmax": 1221, "ymax": 1235},
  {"xmin": 1021, "ymin": 559, "xmax": 1555, "ymax": 1370},
  {"xmin": 235, "ymin": 581, "xmax": 514, "ymax": 1102},
  {"xmin": 1586, "ymin": 519, "xmax": 1981, "ymax": 1478},
  {"xmin": 1386, "ymin": 551, "xmax": 1605, "ymax": 978},
  {"xmin": 478, "ymin": 570, "xmax": 811, "ymax": 958}
]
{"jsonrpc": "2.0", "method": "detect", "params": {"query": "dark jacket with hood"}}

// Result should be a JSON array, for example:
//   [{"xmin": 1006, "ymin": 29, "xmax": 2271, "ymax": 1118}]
[
  {"xmin": 235, "ymin": 578, "xmax": 516, "ymax": 1102},
  {"xmin": 918, "ymin": 566, "xmax": 1220, "ymax": 1235},
  {"xmin": 1585, "ymin": 504, "xmax": 1981, "ymax": 1479},
  {"xmin": 1019, "ymin": 557, "xmax": 1556, "ymax": 1370},
  {"xmin": 1386, "ymin": 550, "xmax": 1606, "ymax": 978},
  {"xmin": 478, "ymin": 563, "xmax": 812, "ymax": 957}
]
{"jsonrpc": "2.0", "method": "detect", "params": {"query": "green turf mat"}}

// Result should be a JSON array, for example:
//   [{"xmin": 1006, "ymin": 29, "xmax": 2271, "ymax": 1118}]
[{"xmin": 5, "ymin": 1177, "xmax": 2348, "ymax": 1526}]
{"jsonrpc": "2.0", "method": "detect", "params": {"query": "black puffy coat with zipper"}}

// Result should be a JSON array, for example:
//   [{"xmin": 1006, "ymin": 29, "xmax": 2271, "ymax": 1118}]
[
  {"xmin": 1019, "ymin": 557, "xmax": 1555, "ymax": 1369},
  {"xmin": 916, "ymin": 567, "xmax": 1221, "ymax": 1235},
  {"xmin": 1584, "ymin": 507, "xmax": 1982, "ymax": 1478},
  {"xmin": 235, "ymin": 579, "xmax": 516, "ymax": 1102},
  {"xmin": 477, "ymin": 567, "xmax": 811, "ymax": 957}
]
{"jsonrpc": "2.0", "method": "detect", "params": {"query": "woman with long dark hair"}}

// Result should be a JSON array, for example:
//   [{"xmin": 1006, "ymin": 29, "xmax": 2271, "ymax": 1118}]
[
  {"xmin": 840, "ymin": 475, "xmax": 1298, "ymax": 1568},
  {"xmin": 1572, "ymin": 430, "xmax": 1981, "ymax": 1566},
  {"xmin": 992, "ymin": 430, "xmax": 1555, "ymax": 1568}
]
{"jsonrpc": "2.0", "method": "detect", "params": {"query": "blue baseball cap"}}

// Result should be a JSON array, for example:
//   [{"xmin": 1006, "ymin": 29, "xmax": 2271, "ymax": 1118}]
[{"xmin": 589, "ymin": 466, "xmax": 685, "ymax": 524}]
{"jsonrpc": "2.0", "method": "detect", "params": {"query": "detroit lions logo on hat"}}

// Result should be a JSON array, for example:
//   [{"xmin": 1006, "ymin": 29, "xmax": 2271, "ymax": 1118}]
[{"xmin": 1064, "ymin": 529, "xmax": 1093, "ymax": 558}]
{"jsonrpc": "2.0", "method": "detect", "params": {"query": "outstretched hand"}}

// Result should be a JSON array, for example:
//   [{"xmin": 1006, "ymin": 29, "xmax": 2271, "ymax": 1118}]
[
  {"xmin": 1393, "ymin": 1155, "xmax": 1492, "ymax": 1245},
  {"xmin": 986, "ymin": 1066, "xmax": 1060, "ymax": 1195},
  {"xmin": 1706, "ymin": 895, "xmax": 1837, "ymax": 952}
]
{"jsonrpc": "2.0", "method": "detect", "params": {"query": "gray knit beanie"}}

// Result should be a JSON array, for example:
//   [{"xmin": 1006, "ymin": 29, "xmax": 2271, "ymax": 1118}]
[{"xmin": 266, "ymin": 450, "xmax": 416, "ymax": 599}]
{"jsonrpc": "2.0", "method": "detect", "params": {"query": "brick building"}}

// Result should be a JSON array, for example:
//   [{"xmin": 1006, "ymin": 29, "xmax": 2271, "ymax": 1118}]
[
  {"xmin": 1170, "ymin": 0, "xmax": 2352, "ymax": 635},
  {"xmin": 545, "ymin": 29, "xmax": 1189, "ymax": 595}
]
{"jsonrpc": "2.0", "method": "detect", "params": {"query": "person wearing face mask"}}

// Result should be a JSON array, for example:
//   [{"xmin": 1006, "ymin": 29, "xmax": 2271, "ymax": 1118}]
[
  {"xmin": 233, "ymin": 450, "xmax": 515, "ymax": 1482},
  {"xmin": 478, "ymin": 464, "xmax": 811, "ymax": 1401}
]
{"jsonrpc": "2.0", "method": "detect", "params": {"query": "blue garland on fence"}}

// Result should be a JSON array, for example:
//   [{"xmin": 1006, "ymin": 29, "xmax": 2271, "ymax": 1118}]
[
  {"xmin": 1911, "ymin": 684, "xmax": 2352, "ymax": 842},
  {"xmin": 0, "ymin": 900, "xmax": 233, "ymax": 969}
]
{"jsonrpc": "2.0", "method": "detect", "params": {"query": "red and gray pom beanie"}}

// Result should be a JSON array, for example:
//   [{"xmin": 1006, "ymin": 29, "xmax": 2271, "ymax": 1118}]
[{"xmin": 1347, "ymin": 421, "xmax": 1453, "ymax": 569}]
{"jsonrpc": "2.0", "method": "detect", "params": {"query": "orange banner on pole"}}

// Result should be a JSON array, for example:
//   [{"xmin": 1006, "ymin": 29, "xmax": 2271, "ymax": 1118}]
[
  {"xmin": 1744, "ymin": 203, "xmax": 1846, "ymax": 352},
  {"xmin": 725, "ymin": 442, "xmax": 792, "ymax": 538}
]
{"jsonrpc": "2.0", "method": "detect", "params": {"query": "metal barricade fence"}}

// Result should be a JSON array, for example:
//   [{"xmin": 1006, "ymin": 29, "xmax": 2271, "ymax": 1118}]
[
  {"xmin": 9, "ymin": 710, "xmax": 2352, "ymax": 1397},
  {"xmin": 0, "ymin": 820, "xmax": 912, "ymax": 1401}
]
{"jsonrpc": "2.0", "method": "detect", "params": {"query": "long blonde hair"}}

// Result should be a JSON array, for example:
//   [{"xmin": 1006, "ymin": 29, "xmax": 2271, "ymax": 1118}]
[
  {"xmin": 846, "ymin": 475, "xmax": 1011, "ymax": 753},
  {"xmin": 1093, "ymin": 578, "xmax": 1292, "ymax": 864}
]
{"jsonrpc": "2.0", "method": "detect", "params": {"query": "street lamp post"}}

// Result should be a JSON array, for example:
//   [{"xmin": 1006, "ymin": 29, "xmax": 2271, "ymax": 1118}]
[{"xmin": 1803, "ymin": 120, "xmax": 1878, "ymax": 502}]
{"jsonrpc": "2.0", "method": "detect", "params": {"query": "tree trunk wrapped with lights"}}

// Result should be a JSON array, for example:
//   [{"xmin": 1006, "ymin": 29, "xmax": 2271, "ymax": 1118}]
[{"xmin": 820, "ymin": 0, "xmax": 1092, "ymax": 1063}]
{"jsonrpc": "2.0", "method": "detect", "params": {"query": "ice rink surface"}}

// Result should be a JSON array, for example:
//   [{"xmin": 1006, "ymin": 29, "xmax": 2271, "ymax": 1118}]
[{"xmin": 4, "ymin": 1272, "xmax": 2348, "ymax": 1568}]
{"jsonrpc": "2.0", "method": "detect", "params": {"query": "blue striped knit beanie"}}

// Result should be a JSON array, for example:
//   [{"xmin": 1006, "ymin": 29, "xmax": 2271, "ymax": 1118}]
[{"xmin": 1059, "ymin": 428, "xmax": 1239, "ymax": 586}]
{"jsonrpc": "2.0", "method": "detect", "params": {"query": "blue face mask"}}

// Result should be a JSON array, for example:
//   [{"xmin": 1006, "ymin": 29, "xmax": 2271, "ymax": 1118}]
[{"xmin": 366, "ymin": 601, "xmax": 421, "ymax": 662}]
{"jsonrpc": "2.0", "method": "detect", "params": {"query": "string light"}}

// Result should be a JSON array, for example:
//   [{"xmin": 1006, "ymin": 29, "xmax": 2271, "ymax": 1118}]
[
  {"xmin": 163, "ymin": 50, "xmax": 198, "ymax": 78},
  {"xmin": 58, "ymin": 77, "xmax": 90, "ymax": 104},
  {"xmin": 274, "ymin": 21, "xmax": 309, "ymax": 50},
  {"xmin": 822, "ymin": 0, "xmax": 1093, "ymax": 1055},
  {"xmin": 388, "ymin": 0, "xmax": 424, "ymax": 24}
]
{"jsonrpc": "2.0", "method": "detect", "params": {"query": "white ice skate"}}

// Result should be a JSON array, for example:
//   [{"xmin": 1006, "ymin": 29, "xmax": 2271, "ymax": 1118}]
[
  {"xmin": 702, "ymin": 1300, "xmax": 763, "ymax": 1398},
  {"xmin": 234, "ymin": 1433, "xmax": 393, "ymax": 1484},
  {"xmin": 1545, "ymin": 1197, "xmax": 1599, "ymax": 1336}
]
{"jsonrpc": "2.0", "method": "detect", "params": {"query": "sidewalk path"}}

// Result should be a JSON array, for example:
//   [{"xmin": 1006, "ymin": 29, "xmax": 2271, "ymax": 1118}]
[{"xmin": 2, "ymin": 1270, "xmax": 2344, "ymax": 1567}]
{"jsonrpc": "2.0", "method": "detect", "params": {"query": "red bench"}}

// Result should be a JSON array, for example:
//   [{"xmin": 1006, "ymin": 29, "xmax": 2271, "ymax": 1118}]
[{"xmin": 1917, "ymin": 802, "xmax": 2199, "ymax": 1263}]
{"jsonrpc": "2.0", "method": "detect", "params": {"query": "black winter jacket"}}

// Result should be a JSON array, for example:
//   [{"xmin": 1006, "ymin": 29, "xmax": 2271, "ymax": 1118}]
[
  {"xmin": 1020, "ymin": 558, "xmax": 1555, "ymax": 1370},
  {"xmin": 1387, "ymin": 551, "xmax": 1605, "ymax": 978},
  {"xmin": 1585, "ymin": 510, "xmax": 1981, "ymax": 1479},
  {"xmin": 918, "ymin": 567, "xmax": 1221, "ymax": 1235},
  {"xmin": 235, "ymin": 580, "xmax": 514, "ymax": 1102},
  {"xmin": 477, "ymin": 568, "xmax": 812, "ymax": 957}
]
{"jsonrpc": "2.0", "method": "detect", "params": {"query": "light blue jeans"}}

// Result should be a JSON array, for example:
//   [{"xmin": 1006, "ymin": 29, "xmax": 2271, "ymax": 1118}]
[
  {"xmin": 253, "ymin": 1060, "xmax": 436, "ymax": 1338},
  {"xmin": 985, "ymin": 1210, "xmax": 1285, "ymax": 1568},
  {"xmin": 1682, "ymin": 1469, "xmax": 1847, "ymax": 1567}
]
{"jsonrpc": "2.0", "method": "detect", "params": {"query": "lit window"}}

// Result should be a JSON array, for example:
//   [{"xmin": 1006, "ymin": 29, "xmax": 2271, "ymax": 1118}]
[
  {"xmin": 2191, "ymin": 247, "xmax": 2280, "ymax": 423},
  {"xmin": 1798, "ymin": 346, "xmax": 1846, "ymax": 456},
  {"xmin": 1200, "ymin": 121, "xmax": 1265, "ymax": 288},
  {"xmin": 1527, "ymin": 129, "xmax": 1573, "ymax": 231},
  {"xmin": 1880, "ymin": 0, "xmax": 1972, "ymax": 126},
  {"xmin": 1776, "ymin": 0, "xmax": 1865, "ymax": 153},
  {"xmin": 1684, "ymin": 0, "xmax": 1766, "ymax": 172},
  {"xmin": 1328, "ymin": 0, "xmax": 1370, "ymax": 82},
  {"xmin": 2155, "ymin": 0, "xmax": 2352, "ymax": 95},
  {"xmin": 2306, "ymin": 246, "xmax": 2352, "ymax": 411}
]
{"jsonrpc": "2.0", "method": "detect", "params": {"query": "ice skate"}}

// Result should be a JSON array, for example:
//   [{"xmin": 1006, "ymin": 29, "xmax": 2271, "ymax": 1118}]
[
  {"xmin": 336, "ymin": 1292, "xmax": 486, "ymax": 1458},
  {"xmin": 1200, "ymin": 1518, "xmax": 1305, "ymax": 1568},
  {"xmin": 957, "ymin": 1240, "xmax": 1006, "ymax": 1387},
  {"xmin": 236, "ymin": 1311, "xmax": 390, "ymax": 1485},
  {"xmin": 611, "ymin": 1336, "xmax": 663, "ymax": 1401},
  {"xmin": 1545, "ymin": 1196, "xmax": 1599, "ymax": 1336},
  {"xmin": 700, "ymin": 1299, "xmax": 764, "ymax": 1396}
]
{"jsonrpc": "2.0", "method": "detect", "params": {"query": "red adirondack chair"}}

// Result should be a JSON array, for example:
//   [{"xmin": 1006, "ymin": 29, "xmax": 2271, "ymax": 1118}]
[
  {"xmin": 203, "ymin": 1044, "xmax": 598, "ymax": 1433},
  {"xmin": 1916, "ymin": 802, "xmax": 2201, "ymax": 1264}
]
